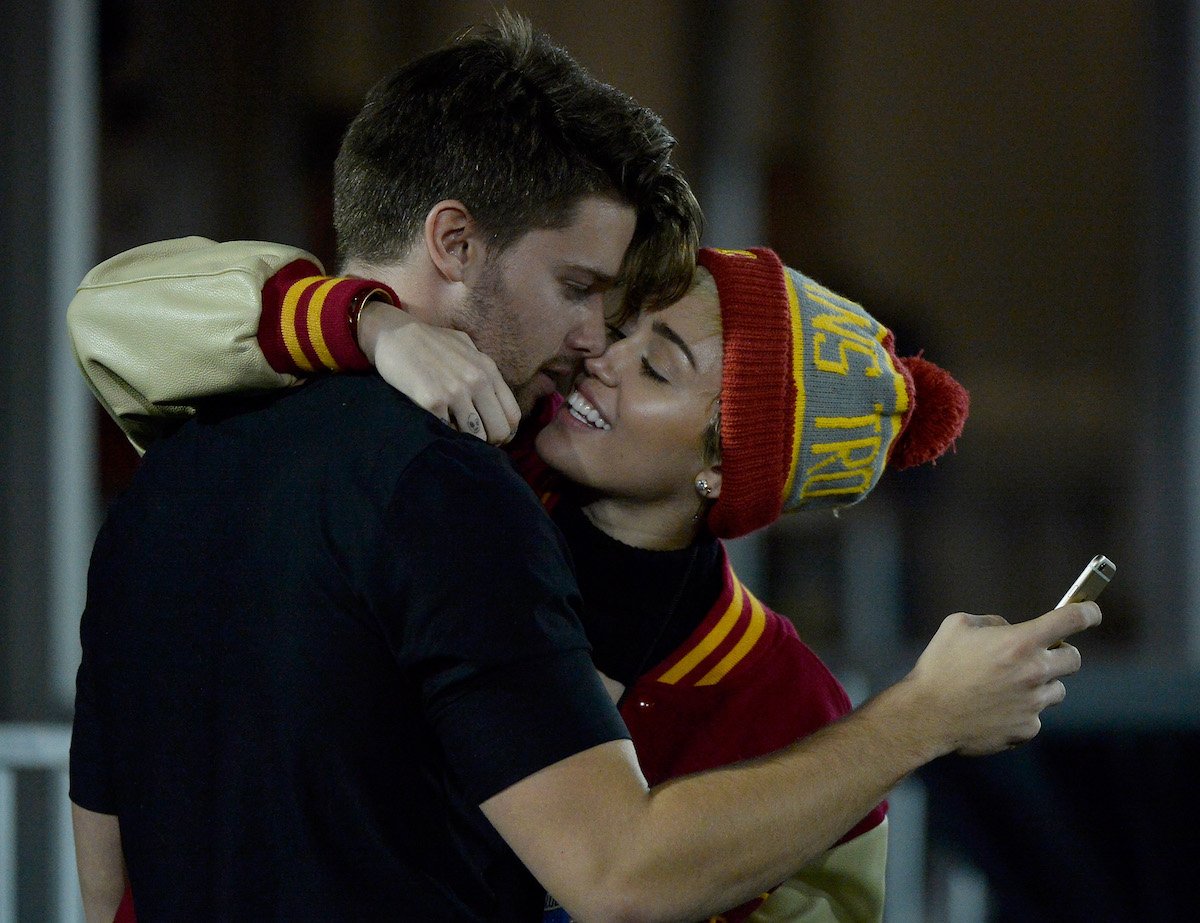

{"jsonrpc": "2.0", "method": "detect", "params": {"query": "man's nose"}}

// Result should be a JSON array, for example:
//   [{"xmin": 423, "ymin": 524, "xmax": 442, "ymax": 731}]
[{"xmin": 564, "ymin": 293, "xmax": 607, "ymax": 358}]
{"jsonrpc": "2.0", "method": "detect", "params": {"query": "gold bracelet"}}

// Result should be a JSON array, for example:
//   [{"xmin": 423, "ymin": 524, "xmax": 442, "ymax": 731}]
[{"xmin": 349, "ymin": 287, "xmax": 398, "ymax": 350}]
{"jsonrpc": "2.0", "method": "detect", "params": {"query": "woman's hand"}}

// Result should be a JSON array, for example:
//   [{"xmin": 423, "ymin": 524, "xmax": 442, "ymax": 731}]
[{"xmin": 357, "ymin": 300, "xmax": 521, "ymax": 444}]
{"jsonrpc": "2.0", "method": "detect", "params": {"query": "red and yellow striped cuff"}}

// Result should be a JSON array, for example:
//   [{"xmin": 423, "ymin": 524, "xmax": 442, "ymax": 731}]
[{"xmin": 258, "ymin": 259, "xmax": 400, "ymax": 374}]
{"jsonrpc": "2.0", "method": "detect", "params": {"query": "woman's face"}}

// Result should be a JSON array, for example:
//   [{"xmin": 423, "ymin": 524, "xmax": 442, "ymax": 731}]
[{"xmin": 535, "ymin": 290, "xmax": 723, "ymax": 507}]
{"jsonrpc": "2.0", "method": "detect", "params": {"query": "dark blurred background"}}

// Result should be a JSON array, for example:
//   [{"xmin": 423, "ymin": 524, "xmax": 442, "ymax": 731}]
[{"xmin": 1, "ymin": 1, "xmax": 1194, "ymax": 920}]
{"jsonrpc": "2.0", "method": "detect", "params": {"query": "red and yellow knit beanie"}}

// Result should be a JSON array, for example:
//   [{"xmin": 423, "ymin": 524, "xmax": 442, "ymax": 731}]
[{"xmin": 697, "ymin": 247, "xmax": 969, "ymax": 539}]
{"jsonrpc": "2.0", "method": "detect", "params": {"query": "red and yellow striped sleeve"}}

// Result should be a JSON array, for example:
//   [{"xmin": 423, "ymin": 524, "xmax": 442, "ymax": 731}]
[{"xmin": 258, "ymin": 259, "xmax": 400, "ymax": 375}]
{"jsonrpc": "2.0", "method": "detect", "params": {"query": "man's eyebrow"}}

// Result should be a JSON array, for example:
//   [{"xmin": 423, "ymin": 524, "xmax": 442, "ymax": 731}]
[
  {"xmin": 561, "ymin": 263, "xmax": 619, "ymax": 289},
  {"xmin": 651, "ymin": 320, "xmax": 696, "ymax": 368}
]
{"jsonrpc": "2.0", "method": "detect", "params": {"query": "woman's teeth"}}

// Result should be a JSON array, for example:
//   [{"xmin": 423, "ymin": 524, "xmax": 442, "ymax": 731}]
[{"xmin": 566, "ymin": 391, "xmax": 611, "ymax": 430}]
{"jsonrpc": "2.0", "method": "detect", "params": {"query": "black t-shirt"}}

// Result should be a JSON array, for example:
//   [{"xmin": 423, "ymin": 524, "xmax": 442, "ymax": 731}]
[
  {"xmin": 551, "ymin": 500, "xmax": 724, "ymax": 689},
  {"xmin": 70, "ymin": 376, "xmax": 627, "ymax": 921}
]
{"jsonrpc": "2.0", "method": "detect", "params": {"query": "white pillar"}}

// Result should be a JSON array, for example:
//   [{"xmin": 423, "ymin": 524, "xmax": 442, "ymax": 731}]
[
  {"xmin": 0, "ymin": 767, "xmax": 15, "ymax": 923},
  {"xmin": 884, "ymin": 779, "xmax": 928, "ymax": 923},
  {"xmin": 697, "ymin": 0, "xmax": 770, "ymax": 591},
  {"xmin": 1182, "ymin": 5, "xmax": 1200, "ymax": 665},
  {"xmin": 840, "ymin": 501, "xmax": 904, "ymax": 663},
  {"xmin": 52, "ymin": 769, "xmax": 85, "ymax": 923},
  {"xmin": 46, "ymin": 0, "xmax": 101, "ymax": 708}
]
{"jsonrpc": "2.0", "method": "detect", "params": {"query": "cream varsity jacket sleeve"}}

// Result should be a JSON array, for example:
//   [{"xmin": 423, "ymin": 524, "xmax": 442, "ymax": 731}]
[
  {"xmin": 748, "ymin": 819, "xmax": 888, "ymax": 923},
  {"xmin": 67, "ymin": 237, "xmax": 390, "ymax": 454}
]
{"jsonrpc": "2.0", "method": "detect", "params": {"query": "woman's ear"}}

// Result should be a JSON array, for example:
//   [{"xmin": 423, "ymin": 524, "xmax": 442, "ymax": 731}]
[
  {"xmin": 423, "ymin": 200, "xmax": 481, "ymax": 283},
  {"xmin": 694, "ymin": 465, "xmax": 722, "ymax": 500}
]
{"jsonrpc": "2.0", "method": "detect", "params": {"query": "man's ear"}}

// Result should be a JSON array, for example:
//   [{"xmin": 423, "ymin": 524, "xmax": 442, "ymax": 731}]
[{"xmin": 424, "ymin": 200, "xmax": 482, "ymax": 283}]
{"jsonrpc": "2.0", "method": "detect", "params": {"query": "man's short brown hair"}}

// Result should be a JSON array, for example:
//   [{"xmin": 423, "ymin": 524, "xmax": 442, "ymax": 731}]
[{"xmin": 333, "ymin": 12, "xmax": 702, "ymax": 314}]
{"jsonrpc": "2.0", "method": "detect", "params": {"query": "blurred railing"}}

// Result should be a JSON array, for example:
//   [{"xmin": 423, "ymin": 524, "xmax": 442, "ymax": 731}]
[
  {"xmin": 0, "ymin": 724, "xmax": 82, "ymax": 923},
  {"xmin": 2, "ymin": 720, "xmax": 981, "ymax": 923}
]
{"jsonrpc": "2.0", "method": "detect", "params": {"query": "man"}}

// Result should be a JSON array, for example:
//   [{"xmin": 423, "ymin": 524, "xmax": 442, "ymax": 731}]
[{"xmin": 70, "ymin": 14, "xmax": 1100, "ymax": 923}]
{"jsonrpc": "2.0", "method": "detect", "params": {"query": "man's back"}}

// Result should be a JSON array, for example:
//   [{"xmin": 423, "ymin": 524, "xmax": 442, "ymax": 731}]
[{"xmin": 70, "ymin": 375, "xmax": 625, "ymax": 920}]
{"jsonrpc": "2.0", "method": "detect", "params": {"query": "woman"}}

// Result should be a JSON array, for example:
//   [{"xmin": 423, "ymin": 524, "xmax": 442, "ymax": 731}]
[{"xmin": 71, "ymin": 241, "xmax": 967, "ymax": 922}]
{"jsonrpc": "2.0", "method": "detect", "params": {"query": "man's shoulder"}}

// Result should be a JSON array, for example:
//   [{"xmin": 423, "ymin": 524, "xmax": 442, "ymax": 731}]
[
  {"xmin": 265, "ymin": 374, "xmax": 450, "ymax": 447},
  {"xmin": 205, "ymin": 375, "xmax": 515, "ymax": 471},
  {"xmin": 137, "ymin": 375, "xmax": 533, "ymax": 520},
  {"xmin": 295, "ymin": 377, "xmax": 547, "ymax": 518}
]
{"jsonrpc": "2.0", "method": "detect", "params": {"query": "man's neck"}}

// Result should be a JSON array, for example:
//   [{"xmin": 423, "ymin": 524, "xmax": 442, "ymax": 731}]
[{"xmin": 341, "ymin": 255, "xmax": 448, "ymax": 327}]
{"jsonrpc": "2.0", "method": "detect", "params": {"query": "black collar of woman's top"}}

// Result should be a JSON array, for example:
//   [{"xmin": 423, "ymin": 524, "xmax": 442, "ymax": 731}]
[{"xmin": 552, "ymin": 500, "xmax": 723, "ymax": 689}]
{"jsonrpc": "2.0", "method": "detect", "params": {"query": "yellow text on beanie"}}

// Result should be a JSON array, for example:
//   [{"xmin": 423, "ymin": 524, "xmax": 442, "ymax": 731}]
[{"xmin": 698, "ymin": 247, "xmax": 969, "ymax": 539}]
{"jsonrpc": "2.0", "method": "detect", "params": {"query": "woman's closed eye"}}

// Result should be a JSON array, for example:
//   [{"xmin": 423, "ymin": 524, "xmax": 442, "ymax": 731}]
[
  {"xmin": 604, "ymin": 321, "xmax": 669, "ymax": 381},
  {"xmin": 640, "ymin": 356, "xmax": 669, "ymax": 383}
]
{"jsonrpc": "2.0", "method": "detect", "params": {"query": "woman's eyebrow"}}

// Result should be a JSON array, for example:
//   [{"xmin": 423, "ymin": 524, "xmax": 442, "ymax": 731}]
[{"xmin": 651, "ymin": 320, "xmax": 696, "ymax": 368}]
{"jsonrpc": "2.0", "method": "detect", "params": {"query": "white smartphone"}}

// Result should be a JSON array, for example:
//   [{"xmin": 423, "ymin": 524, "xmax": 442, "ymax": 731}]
[{"xmin": 1055, "ymin": 555, "xmax": 1116, "ymax": 608}]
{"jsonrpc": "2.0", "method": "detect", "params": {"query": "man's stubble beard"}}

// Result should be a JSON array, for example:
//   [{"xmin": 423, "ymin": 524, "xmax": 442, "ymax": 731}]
[{"xmin": 464, "ymin": 258, "xmax": 543, "ymax": 415}]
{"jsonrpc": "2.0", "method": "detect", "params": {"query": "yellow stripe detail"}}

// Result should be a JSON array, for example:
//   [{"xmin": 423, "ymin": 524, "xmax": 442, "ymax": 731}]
[
  {"xmin": 889, "ymin": 350, "xmax": 909, "ymax": 413},
  {"xmin": 814, "ymin": 412, "xmax": 881, "ymax": 430},
  {"xmin": 281, "ymin": 277, "xmax": 323, "ymax": 372},
  {"xmin": 305, "ymin": 279, "xmax": 342, "ymax": 370},
  {"xmin": 658, "ymin": 580, "xmax": 744, "ymax": 685},
  {"xmin": 780, "ymin": 269, "xmax": 807, "ymax": 501},
  {"xmin": 878, "ymin": 333, "xmax": 909, "ymax": 456},
  {"xmin": 696, "ymin": 582, "xmax": 766, "ymax": 685}
]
